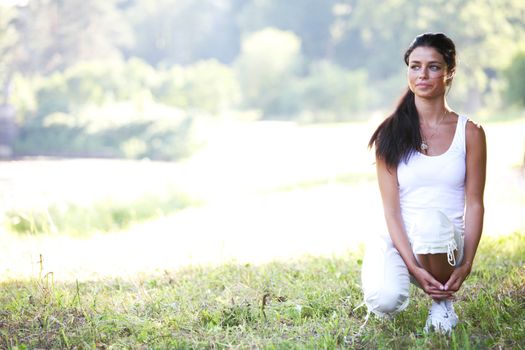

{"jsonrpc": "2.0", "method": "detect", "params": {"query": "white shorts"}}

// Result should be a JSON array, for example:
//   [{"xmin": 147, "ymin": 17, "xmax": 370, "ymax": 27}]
[
  {"xmin": 361, "ymin": 210, "xmax": 464, "ymax": 318},
  {"xmin": 408, "ymin": 209, "xmax": 464, "ymax": 267}
]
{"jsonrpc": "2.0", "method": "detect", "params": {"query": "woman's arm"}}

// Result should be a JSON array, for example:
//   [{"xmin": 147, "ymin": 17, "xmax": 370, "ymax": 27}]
[
  {"xmin": 445, "ymin": 121, "xmax": 487, "ymax": 292},
  {"xmin": 376, "ymin": 158, "xmax": 452, "ymax": 298}
]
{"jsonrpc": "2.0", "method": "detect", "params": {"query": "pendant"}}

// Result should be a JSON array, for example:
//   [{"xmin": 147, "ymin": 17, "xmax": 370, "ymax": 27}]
[{"xmin": 421, "ymin": 142, "xmax": 428, "ymax": 151}]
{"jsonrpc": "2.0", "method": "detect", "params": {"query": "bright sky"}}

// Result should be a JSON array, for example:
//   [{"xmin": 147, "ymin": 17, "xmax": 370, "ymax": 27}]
[{"xmin": 0, "ymin": 0, "xmax": 29, "ymax": 6}]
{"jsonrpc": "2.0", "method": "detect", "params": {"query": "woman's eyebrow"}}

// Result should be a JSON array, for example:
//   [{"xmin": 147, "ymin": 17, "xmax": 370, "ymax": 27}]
[{"xmin": 409, "ymin": 60, "xmax": 444, "ymax": 65}]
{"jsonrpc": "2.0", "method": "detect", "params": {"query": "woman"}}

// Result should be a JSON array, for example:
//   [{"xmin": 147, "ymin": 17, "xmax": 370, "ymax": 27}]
[{"xmin": 362, "ymin": 32, "xmax": 486, "ymax": 333}]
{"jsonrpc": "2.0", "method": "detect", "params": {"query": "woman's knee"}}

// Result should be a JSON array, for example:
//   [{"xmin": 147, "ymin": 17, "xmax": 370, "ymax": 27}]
[
  {"xmin": 364, "ymin": 287, "xmax": 409, "ymax": 316},
  {"xmin": 361, "ymin": 234, "xmax": 410, "ymax": 316}
]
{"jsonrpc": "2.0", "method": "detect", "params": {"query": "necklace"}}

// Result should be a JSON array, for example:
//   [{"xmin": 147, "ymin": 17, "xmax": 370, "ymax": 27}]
[{"xmin": 421, "ymin": 110, "xmax": 448, "ymax": 153}]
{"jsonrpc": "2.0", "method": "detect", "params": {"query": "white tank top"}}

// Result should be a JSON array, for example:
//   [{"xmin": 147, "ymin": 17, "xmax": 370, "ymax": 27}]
[{"xmin": 397, "ymin": 114, "xmax": 468, "ymax": 234}]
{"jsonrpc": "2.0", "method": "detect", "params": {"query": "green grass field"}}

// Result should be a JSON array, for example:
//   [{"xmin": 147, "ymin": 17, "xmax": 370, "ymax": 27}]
[
  {"xmin": 1, "ymin": 119, "xmax": 524, "ymax": 348},
  {"xmin": 1, "ymin": 232, "xmax": 523, "ymax": 349}
]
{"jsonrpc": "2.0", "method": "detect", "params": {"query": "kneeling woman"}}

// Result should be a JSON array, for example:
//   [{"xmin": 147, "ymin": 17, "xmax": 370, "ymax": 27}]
[{"xmin": 362, "ymin": 32, "xmax": 486, "ymax": 333}]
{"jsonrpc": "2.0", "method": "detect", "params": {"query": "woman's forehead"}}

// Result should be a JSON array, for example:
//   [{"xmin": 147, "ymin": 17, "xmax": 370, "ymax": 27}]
[{"xmin": 408, "ymin": 46, "xmax": 445, "ymax": 63}]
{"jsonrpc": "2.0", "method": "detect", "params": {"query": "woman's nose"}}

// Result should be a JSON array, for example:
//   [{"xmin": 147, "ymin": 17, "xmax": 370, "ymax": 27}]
[{"xmin": 418, "ymin": 67, "xmax": 429, "ymax": 79}]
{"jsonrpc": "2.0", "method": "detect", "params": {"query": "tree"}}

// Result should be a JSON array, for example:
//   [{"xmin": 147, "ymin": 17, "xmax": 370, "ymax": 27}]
[
  {"xmin": 234, "ymin": 28, "xmax": 302, "ymax": 117},
  {"xmin": 11, "ymin": 0, "xmax": 131, "ymax": 75},
  {"xmin": 336, "ymin": 0, "xmax": 420, "ymax": 74},
  {"xmin": 299, "ymin": 62, "xmax": 370, "ymax": 121},
  {"xmin": 504, "ymin": 50, "xmax": 525, "ymax": 107},
  {"xmin": 327, "ymin": 0, "xmax": 525, "ymax": 112},
  {"xmin": 0, "ymin": 5, "xmax": 20, "ymax": 158},
  {"xmin": 432, "ymin": 0, "xmax": 525, "ymax": 112},
  {"xmin": 124, "ymin": 0, "xmax": 243, "ymax": 66},
  {"xmin": 238, "ymin": 0, "xmax": 340, "ymax": 61},
  {"xmin": 0, "ymin": 5, "xmax": 18, "ymax": 103},
  {"xmin": 155, "ymin": 60, "xmax": 241, "ymax": 113}
]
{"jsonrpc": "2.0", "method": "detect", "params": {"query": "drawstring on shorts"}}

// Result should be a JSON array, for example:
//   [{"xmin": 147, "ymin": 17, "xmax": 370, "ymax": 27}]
[{"xmin": 446, "ymin": 239, "xmax": 458, "ymax": 266}]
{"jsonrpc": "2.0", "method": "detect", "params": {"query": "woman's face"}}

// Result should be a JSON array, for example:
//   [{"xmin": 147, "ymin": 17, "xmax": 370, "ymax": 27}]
[{"xmin": 407, "ymin": 46, "xmax": 450, "ymax": 99}]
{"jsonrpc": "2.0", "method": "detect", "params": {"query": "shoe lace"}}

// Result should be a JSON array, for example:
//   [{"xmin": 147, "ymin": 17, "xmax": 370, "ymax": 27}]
[
  {"xmin": 344, "ymin": 301, "xmax": 370, "ymax": 342},
  {"xmin": 353, "ymin": 302, "xmax": 370, "ymax": 333}
]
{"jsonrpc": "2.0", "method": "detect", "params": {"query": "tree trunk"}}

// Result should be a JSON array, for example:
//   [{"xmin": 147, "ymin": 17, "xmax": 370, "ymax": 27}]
[
  {"xmin": 0, "ymin": 103, "xmax": 16, "ymax": 159},
  {"xmin": 0, "ymin": 75, "xmax": 16, "ymax": 159}
]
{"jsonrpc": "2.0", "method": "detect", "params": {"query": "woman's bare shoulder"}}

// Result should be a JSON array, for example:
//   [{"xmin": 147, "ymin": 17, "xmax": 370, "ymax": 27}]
[
  {"xmin": 466, "ymin": 118, "xmax": 485, "ymax": 132},
  {"xmin": 465, "ymin": 118, "xmax": 486, "ymax": 148}
]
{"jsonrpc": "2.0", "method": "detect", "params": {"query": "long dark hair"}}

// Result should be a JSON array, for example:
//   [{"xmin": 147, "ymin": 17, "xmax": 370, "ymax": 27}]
[{"xmin": 368, "ymin": 32, "xmax": 457, "ymax": 168}]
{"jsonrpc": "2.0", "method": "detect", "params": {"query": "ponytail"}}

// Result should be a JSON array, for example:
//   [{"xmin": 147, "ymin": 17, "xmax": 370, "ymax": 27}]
[
  {"xmin": 370, "ymin": 32, "xmax": 457, "ymax": 168},
  {"xmin": 368, "ymin": 89, "xmax": 422, "ymax": 168}
]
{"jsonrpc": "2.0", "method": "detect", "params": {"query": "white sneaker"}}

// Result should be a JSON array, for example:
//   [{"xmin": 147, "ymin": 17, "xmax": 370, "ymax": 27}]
[
  {"xmin": 444, "ymin": 299, "xmax": 459, "ymax": 327},
  {"xmin": 424, "ymin": 300, "xmax": 454, "ymax": 334}
]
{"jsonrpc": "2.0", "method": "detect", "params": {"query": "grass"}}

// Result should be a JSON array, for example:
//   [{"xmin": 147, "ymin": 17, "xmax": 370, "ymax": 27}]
[
  {"xmin": 4, "ymin": 189, "xmax": 199, "ymax": 237},
  {"xmin": 1, "ymin": 120, "xmax": 524, "ymax": 347},
  {"xmin": 1, "ymin": 232, "xmax": 523, "ymax": 349},
  {"xmin": 3, "ymin": 172, "xmax": 375, "ymax": 237}
]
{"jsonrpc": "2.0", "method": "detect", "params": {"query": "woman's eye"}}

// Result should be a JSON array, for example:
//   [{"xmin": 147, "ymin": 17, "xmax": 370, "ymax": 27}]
[
  {"xmin": 429, "ymin": 65, "xmax": 441, "ymax": 71},
  {"xmin": 410, "ymin": 65, "xmax": 420, "ymax": 70}
]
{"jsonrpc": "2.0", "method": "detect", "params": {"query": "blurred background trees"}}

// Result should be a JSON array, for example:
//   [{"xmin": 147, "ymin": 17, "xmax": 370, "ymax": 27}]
[{"xmin": 1, "ymin": 0, "xmax": 524, "ymax": 160}]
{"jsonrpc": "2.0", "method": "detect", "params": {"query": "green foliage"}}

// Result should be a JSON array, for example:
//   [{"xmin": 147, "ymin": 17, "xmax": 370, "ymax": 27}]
[
  {"xmin": 298, "ymin": 62, "xmax": 371, "ymax": 122},
  {"xmin": 37, "ymin": 58, "xmax": 155, "ymax": 111},
  {"xmin": 155, "ymin": 60, "xmax": 241, "ymax": 113},
  {"xmin": 14, "ymin": 114, "xmax": 197, "ymax": 161},
  {"xmin": 8, "ymin": 73, "xmax": 37, "ymax": 123},
  {"xmin": 3, "ymin": 0, "xmax": 525, "ymax": 161},
  {"xmin": 124, "ymin": 0, "xmax": 242, "ymax": 66},
  {"xmin": 33, "ymin": 58, "xmax": 157, "ymax": 118},
  {"xmin": 235, "ymin": 28, "xmax": 303, "ymax": 117},
  {"xmin": 0, "ymin": 232, "xmax": 524, "ymax": 348},
  {"xmin": 0, "ymin": 5, "xmax": 18, "ymax": 101},
  {"xmin": 235, "ymin": 37, "xmax": 376, "ymax": 120},
  {"xmin": 505, "ymin": 50, "xmax": 525, "ymax": 106},
  {"xmin": 238, "ymin": 0, "xmax": 339, "ymax": 60},
  {"xmin": 12, "ymin": 58, "xmax": 200, "ymax": 160},
  {"xmin": 8, "ymin": 0, "xmax": 130, "ymax": 75},
  {"xmin": 6, "ymin": 190, "xmax": 198, "ymax": 236},
  {"xmin": 34, "ymin": 74, "xmax": 71, "ymax": 118},
  {"xmin": 239, "ymin": 0, "xmax": 525, "ymax": 115}
]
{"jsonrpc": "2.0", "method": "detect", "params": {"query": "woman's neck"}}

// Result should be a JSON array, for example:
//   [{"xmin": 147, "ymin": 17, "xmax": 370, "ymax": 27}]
[{"xmin": 415, "ymin": 96, "xmax": 449, "ymax": 125}]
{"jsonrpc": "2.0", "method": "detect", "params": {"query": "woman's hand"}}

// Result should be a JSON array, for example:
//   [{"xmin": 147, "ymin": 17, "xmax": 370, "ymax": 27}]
[
  {"xmin": 444, "ymin": 262, "xmax": 472, "ymax": 293},
  {"xmin": 413, "ymin": 267, "xmax": 455, "ymax": 299}
]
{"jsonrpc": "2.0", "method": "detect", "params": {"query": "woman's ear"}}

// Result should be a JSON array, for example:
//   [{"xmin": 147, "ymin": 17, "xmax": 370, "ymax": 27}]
[{"xmin": 445, "ymin": 69, "xmax": 455, "ymax": 83}]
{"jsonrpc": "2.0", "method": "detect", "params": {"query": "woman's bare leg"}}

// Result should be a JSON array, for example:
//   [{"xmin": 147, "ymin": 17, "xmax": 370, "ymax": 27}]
[{"xmin": 417, "ymin": 253, "xmax": 455, "ymax": 285}]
